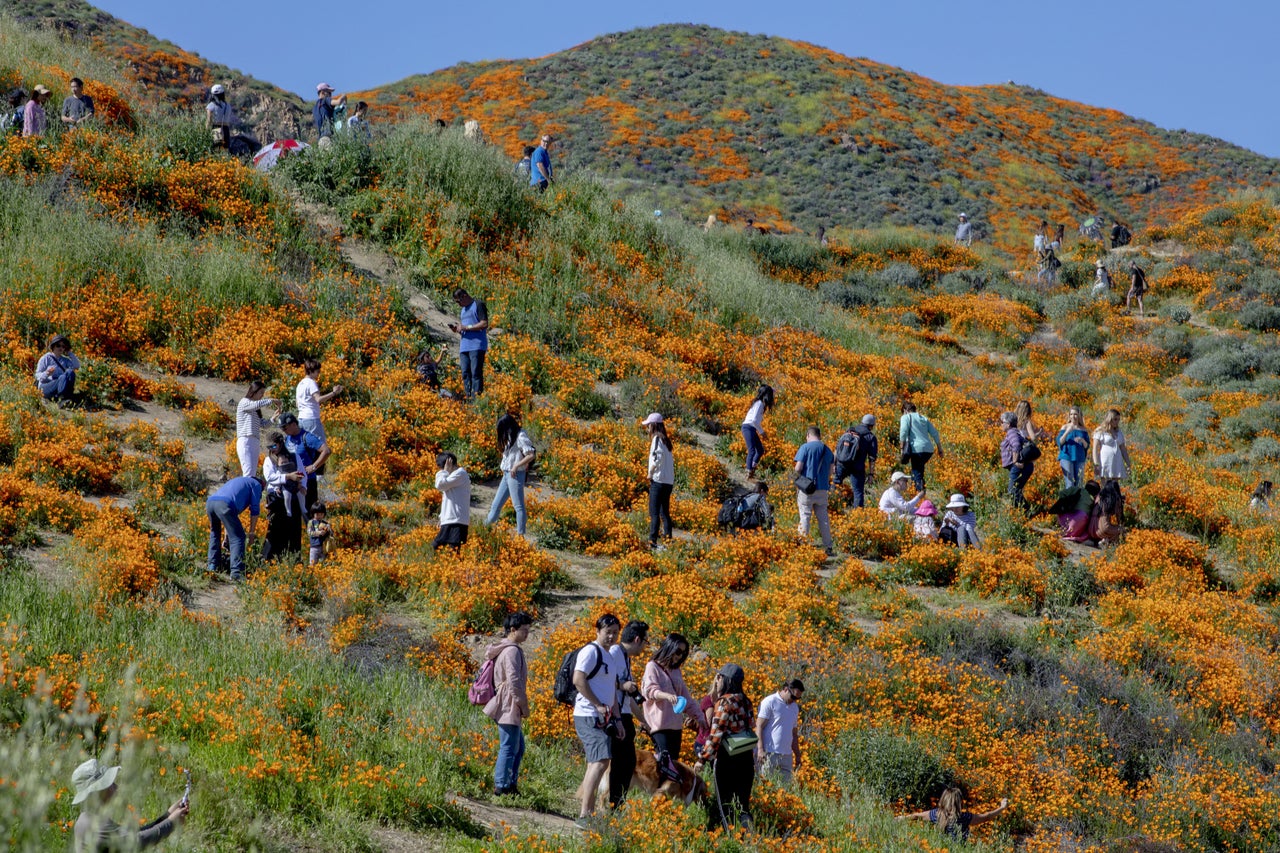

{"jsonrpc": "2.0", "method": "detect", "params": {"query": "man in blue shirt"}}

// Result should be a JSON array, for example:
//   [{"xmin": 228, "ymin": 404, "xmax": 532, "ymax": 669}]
[
  {"xmin": 207, "ymin": 476, "xmax": 262, "ymax": 582},
  {"xmin": 793, "ymin": 426, "xmax": 835, "ymax": 556},
  {"xmin": 449, "ymin": 287, "xmax": 490, "ymax": 399},
  {"xmin": 529, "ymin": 134, "xmax": 553, "ymax": 192},
  {"xmin": 280, "ymin": 413, "xmax": 331, "ymax": 513}
]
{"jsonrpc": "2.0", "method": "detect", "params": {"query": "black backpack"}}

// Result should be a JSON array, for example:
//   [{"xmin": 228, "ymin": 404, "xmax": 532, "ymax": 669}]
[
  {"xmin": 834, "ymin": 431, "xmax": 858, "ymax": 465},
  {"xmin": 552, "ymin": 643, "xmax": 605, "ymax": 706},
  {"xmin": 716, "ymin": 496, "xmax": 740, "ymax": 528}
]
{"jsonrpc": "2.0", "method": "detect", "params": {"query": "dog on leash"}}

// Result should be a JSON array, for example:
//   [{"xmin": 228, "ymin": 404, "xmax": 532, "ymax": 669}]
[{"xmin": 597, "ymin": 748, "xmax": 709, "ymax": 808}]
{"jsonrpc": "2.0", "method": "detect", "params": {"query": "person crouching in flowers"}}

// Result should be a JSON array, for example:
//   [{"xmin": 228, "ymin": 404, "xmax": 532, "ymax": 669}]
[
  {"xmin": 912, "ymin": 499, "xmax": 939, "ymax": 540},
  {"xmin": 900, "ymin": 787, "xmax": 1009, "ymax": 841},
  {"xmin": 72, "ymin": 758, "xmax": 188, "ymax": 852},
  {"xmin": 307, "ymin": 502, "xmax": 333, "ymax": 566},
  {"xmin": 694, "ymin": 664, "xmax": 755, "ymax": 831},
  {"xmin": 35, "ymin": 333, "xmax": 80, "ymax": 407},
  {"xmin": 485, "ymin": 611, "xmax": 532, "ymax": 796}
]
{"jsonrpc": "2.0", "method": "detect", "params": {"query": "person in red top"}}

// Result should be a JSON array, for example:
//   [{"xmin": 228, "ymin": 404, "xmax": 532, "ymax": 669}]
[{"xmin": 694, "ymin": 663, "xmax": 755, "ymax": 830}]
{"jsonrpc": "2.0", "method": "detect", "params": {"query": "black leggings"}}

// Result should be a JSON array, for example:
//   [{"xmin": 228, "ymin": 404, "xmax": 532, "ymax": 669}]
[
  {"xmin": 608, "ymin": 715, "xmax": 637, "ymax": 807},
  {"xmin": 651, "ymin": 728, "xmax": 683, "ymax": 761},
  {"xmin": 707, "ymin": 746, "xmax": 754, "ymax": 830},
  {"xmin": 648, "ymin": 481, "xmax": 673, "ymax": 545}
]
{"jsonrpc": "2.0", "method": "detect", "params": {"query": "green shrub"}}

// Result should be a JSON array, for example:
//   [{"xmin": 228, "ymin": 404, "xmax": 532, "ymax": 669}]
[
  {"xmin": 1046, "ymin": 559, "xmax": 1099, "ymax": 610},
  {"xmin": 1066, "ymin": 322, "xmax": 1107, "ymax": 357},
  {"xmin": 875, "ymin": 262, "xmax": 924, "ymax": 290},
  {"xmin": 1184, "ymin": 344, "xmax": 1260, "ymax": 383},
  {"xmin": 1145, "ymin": 325, "xmax": 1193, "ymax": 361},
  {"xmin": 1162, "ymin": 304, "xmax": 1192, "ymax": 325},
  {"xmin": 826, "ymin": 728, "xmax": 954, "ymax": 807},
  {"xmin": 819, "ymin": 277, "xmax": 881, "ymax": 309},
  {"xmin": 1237, "ymin": 302, "xmax": 1280, "ymax": 332}
]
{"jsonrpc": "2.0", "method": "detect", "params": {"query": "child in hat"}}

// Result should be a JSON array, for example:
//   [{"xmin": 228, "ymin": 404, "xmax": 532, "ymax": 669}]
[{"xmin": 913, "ymin": 500, "xmax": 939, "ymax": 540}]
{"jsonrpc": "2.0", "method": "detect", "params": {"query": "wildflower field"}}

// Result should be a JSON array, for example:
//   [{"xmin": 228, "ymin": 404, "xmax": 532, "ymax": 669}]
[{"xmin": 1, "ymin": 16, "xmax": 1280, "ymax": 853}]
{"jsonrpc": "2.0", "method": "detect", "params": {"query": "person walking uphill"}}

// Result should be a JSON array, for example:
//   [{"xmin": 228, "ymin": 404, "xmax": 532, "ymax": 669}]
[
  {"xmin": 35, "ymin": 333, "xmax": 80, "ymax": 406},
  {"xmin": 530, "ymin": 134, "xmax": 554, "ymax": 191},
  {"xmin": 694, "ymin": 664, "xmax": 756, "ymax": 831},
  {"xmin": 72, "ymin": 758, "xmax": 188, "ymax": 853},
  {"xmin": 755, "ymin": 679, "xmax": 804, "ymax": 784},
  {"xmin": 644, "ymin": 413, "xmax": 675, "ymax": 549},
  {"xmin": 1000, "ymin": 412, "xmax": 1033, "ymax": 510},
  {"xmin": 794, "ymin": 426, "xmax": 835, "ymax": 556},
  {"xmin": 486, "ymin": 414, "xmax": 536, "ymax": 536},
  {"xmin": 449, "ymin": 288, "xmax": 489, "ymax": 399},
  {"xmin": 835, "ymin": 415, "xmax": 878, "ymax": 508},
  {"xmin": 741, "ymin": 384, "xmax": 774, "ymax": 480},
  {"xmin": 573, "ymin": 614, "xmax": 621, "ymax": 829},
  {"xmin": 485, "ymin": 611, "xmax": 532, "ymax": 796},
  {"xmin": 206, "ymin": 475, "xmax": 262, "ymax": 582},
  {"xmin": 899, "ymin": 402, "xmax": 944, "ymax": 491}
]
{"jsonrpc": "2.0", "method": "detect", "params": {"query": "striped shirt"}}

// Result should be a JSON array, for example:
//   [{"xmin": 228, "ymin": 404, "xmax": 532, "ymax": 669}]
[{"xmin": 236, "ymin": 397, "xmax": 274, "ymax": 439}]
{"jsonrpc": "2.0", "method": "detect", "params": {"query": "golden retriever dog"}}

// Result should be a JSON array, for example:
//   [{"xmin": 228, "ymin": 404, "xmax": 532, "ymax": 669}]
[{"xmin": 598, "ymin": 748, "xmax": 709, "ymax": 808}]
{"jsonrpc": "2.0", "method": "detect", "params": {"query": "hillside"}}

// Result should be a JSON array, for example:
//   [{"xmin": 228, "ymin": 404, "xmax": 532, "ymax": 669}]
[
  {"xmin": 3, "ymin": 11, "xmax": 1280, "ymax": 853},
  {"xmin": 1, "ymin": 0, "xmax": 307, "ymax": 139},
  {"xmin": 354, "ymin": 23, "xmax": 1278, "ymax": 247}
]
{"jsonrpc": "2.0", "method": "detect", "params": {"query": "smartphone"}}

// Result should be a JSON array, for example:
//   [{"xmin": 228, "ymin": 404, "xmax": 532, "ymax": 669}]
[{"xmin": 180, "ymin": 769, "xmax": 192, "ymax": 808}]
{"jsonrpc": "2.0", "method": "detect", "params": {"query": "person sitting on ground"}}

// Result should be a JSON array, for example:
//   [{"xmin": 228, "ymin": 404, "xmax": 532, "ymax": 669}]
[
  {"xmin": 912, "ymin": 500, "xmax": 940, "ymax": 540},
  {"xmin": 941, "ymin": 494, "xmax": 982, "ymax": 548},
  {"xmin": 1091, "ymin": 260, "xmax": 1112, "ymax": 298},
  {"xmin": 879, "ymin": 471, "xmax": 924, "ymax": 518},
  {"xmin": 205, "ymin": 84, "xmax": 235, "ymax": 149},
  {"xmin": 900, "ymin": 787, "xmax": 1010, "ymax": 841},
  {"xmin": 72, "ymin": 758, "xmax": 188, "ymax": 853},
  {"xmin": 35, "ymin": 333, "xmax": 80, "ymax": 406},
  {"xmin": 307, "ymin": 502, "xmax": 333, "ymax": 566},
  {"xmin": 1125, "ymin": 262, "xmax": 1148, "ymax": 316},
  {"xmin": 61, "ymin": 76, "xmax": 94, "ymax": 128},
  {"xmin": 1249, "ymin": 480, "xmax": 1274, "ymax": 515},
  {"xmin": 1090, "ymin": 480, "xmax": 1125, "ymax": 544},
  {"xmin": 433, "ymin": 451, "xmax": 471, "ymax": 551},
  {"xmin": 1053, "ymin": 480, "xmax": 1099, "ymax": 543},
  {"xmin": 414, "ymin": 344, "xmax": 448, "ymax": 390}
]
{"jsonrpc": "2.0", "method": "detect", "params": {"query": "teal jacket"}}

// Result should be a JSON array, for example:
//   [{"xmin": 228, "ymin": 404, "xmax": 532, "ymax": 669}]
[{"xmin": 899, "ymin": 412, "xmax": 942, "ymax": 454}]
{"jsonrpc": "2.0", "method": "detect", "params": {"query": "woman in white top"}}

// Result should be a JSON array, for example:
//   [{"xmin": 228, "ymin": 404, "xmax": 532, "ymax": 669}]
[
  {"xmin": 295, "ymin": 358, "xmax": 342, "ymax": 442},
  {"xmin": 261, "ymin": 432, "xmax": 306, "ymax": 561},
  {"xmin": 879, "ymin": 471, "xmax": 925, "ymax": 518},
  {"xmin": 1092, "ymin": 261, "xmax": 1112, "ymax": 298},
  {"xmin": 1091, "ymin": 408, "xmax": 1131, "ymax": 483},
  {"xmin": 236, "ymin": 380, "xmax": 276, "ymax": 477},
  {"xmin": 1249, "ymin": 480, "xmax": 1273, "ymax": 516},
  {"xmin": 643, "ymin": 413, "xmax": 675, "ymax": 549},
  {"xmin": 485, "ymin": 413, "xmax": 537, "ymax": 536},
  {"xmin": 433, "ymin": 451, "xmax": 472, "ymax": 551},
  {"xmin": 741, "ymin": 384, "xmax": 775, "ymax": 480}
]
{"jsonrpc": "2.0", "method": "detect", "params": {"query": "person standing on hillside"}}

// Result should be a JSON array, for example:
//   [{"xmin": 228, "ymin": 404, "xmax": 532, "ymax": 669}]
[
  {"xmin": 22, "ymin": 85, "xmax": 50, "ymax": 137},
  {"xmin": 485, "ymin": 611, "xmax": 532, "ymax": 796},
  {"xmin": 793, "ymin": 425, "xmax": 835, "ymax": 556},
  {"xmin": 295, "ymin": 359, "xmax": 342, "ymax": 442},
  {"xmin": 450, "ymin": 288, "xmax": 490, "ymax": 399},
  {"xmin": 60, "ymin": 77, "xmax": 94, "ymax": 128},
  {"xmin": 608, "ymin": 619, "xmax": 650, "ymax": 808},
  {"xmin": 755, "ymin": 679, "xmax": 804, "ymax": 784},
  {"xmin": 485, "ymin": 413, "xmax": 537, "ymax": 536},
  {"xmin": 345, "ymin": 101, "xmax": 371, "ymax": 143},
  {"xmin": 279, "ymin": 413, "xmax": 330, "ymax": 514},
  {"xmin": 1000, "ymin": 412, "xmax": 1032, "ymax": 510},
  {"xmin": 261, "ymin": 433, "xmax": 306, "ymax": 562},
  {"xmin": 205, "ymin": 84, "xmax": 235, "ymax": 149},
  {"xmin": 530, "ymin": 134, "xmax": 554, "ymax": 192},
  {"xmin": 236, "ymin": 381, "xmax": 277, "ymax": 478},
  {"xmin": 1125, "ymin": 262, "xmax": 1148, "ymax": 316},
  {"xmin": 845, "ymin": 415, "xmax": 879, "ymax": 508},
  {"xmin": 643, "ymin": 413, "xmax": 676, "ymax": 550},
  {"xmin": 514, "ymin": 145, "xmax": 535, "ymax": 180},
  {"xmin": 72, "ymin": 758, "xmax": 189, "ymax": 853},
  {"xmin": 741, "ymin": 384, "xmax": 774, "ymax": 480},
  {"xmin": 1, "ymin": 89, "xmax": 26, "ymax": 135},
  {"xmin": 313, "ymin": 83, "xmax": 346, "ymax": 147},
  {"xmin": 1091, "ymin": 408, "xmax": 1130, "ymax": 485},
  {"xmin": 433, "ymin": 451, "xmax": 471, "ymax": 551},
  {"xmin": 1055, "ymin": 407, "xmax": 1090, "ymax": 490},
  {"xmin": 573, "ymin": 614, "xmax": 621, "ymax": 829},
  {"xmin": 954, "ymin": 213, "xmax": 973, "ymax": 247},
  {"xmin": 1092, "ymin": 260, "xmax": 1113, "ymax": 298},
  {"xmin": 899, "ymin": 402, "xmax": 944, "ymax": 491}
]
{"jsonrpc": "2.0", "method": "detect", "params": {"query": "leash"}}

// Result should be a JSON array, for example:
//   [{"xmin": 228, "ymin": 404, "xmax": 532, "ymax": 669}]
[{"xmin": 709, "ymin": 757, "xmax": 732, "ymax": 832}]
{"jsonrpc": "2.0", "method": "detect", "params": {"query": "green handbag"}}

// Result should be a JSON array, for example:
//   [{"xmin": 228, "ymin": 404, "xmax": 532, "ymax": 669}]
[{"xmin": 722, "ymin": 731, "xmax": 759, "ymax": 757}]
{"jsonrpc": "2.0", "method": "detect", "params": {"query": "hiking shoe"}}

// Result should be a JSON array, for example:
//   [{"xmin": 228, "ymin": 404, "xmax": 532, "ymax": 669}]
[
  {"xmin": 230, "ymin": 572, "xmax": 246, "ymax": 584},
  {"xmin": 825, "ymin": 548, "xmax": 836, "ymax": 558}
]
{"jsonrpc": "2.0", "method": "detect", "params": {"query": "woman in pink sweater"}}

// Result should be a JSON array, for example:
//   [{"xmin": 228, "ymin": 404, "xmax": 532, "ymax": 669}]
[
  {"xmin": 641, "ymin": 633, "xmax": 707, "ymax": 777},
  {"xmin": 484, "ymin": 612, "xmax": 532, "ymax": 795}
]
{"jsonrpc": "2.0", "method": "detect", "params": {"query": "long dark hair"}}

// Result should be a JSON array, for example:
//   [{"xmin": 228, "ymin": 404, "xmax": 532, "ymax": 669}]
[
  {"xmin": 649, "ymin": 421, "xmax": 672, "ymax": 451},
  {"xmin": 651, "ymin": 633, "xmax": 690, "ymax": 670},
  {"xmin": 753, "ymin": 384, "xmax": 775, "ymax": 411},
  {"xmin": 496, "ymin": 413, "xmax": 521, "ymax": 452},
  {"xmin": 245, "ymin": 380, "xmax": 267, "ymax": 399},
  {"xmin": 717, "ymin": 663, "xmax": 753, "ymax": 721},
  {"xmin": 1098, "ymin": 481, "xmax": 1123, "ymax": 516},
  {"xmin": 1253, "ymin": 480, "xmax": 1274, "ymax": 501}
]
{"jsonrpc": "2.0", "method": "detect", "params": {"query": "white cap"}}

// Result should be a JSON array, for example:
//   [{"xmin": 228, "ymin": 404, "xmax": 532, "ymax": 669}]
[
  {"xmin": 210, "ymin": 84, "xmax": 225, "ymax": 96},
  {"xmin": 958, "ymin": 212, "xmax": 968, "ymax": 218},
  {"xmin": 890, "ymin": 471, "xmax": 909, "ymax": 484},
  {"xmin": 641, "ymin": 412, "xmax": 663, "ymax": 426}
]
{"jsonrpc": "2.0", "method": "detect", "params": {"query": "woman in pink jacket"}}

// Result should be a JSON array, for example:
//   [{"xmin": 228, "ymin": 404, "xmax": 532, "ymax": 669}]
[
  {"xmin": 641, "ymin": 633, "xmax": 707, "ymax": 779},
  {"xmin": 484, "ymin": 612, "xmax": 532, "ymax": 795}
]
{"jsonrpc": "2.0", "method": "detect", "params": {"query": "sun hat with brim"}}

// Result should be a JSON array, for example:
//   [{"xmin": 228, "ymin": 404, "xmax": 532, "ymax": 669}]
[
  {"xmin": 71, "ymin": 758, "xmax": 119, "ymax": 805},
  {"xmin": 316, "ymin": 82, "xmax": 334, "ymax": 93},
  {"xmin": 641, "ymin": 412, "xmax": 663, "ymax": 426},
  {"xmin": 48, "ymin": 334, "xmax": 69, "ymax": 349},
  {"xmin": 946, "ymin": 494, "xmax": 969, "ymax": 510},
  {"xmin": 890, "ymin": 471, "xmax": 909, "ymax": 484},
  {"xmin": 915, "ymin": 500, "xmax": 937, "ymax": 517}
]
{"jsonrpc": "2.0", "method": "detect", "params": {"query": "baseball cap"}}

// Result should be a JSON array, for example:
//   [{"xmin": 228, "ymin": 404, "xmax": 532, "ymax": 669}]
[{"xmin": 641, "ymin": 412, "xmax": 663, "ymax": 426}]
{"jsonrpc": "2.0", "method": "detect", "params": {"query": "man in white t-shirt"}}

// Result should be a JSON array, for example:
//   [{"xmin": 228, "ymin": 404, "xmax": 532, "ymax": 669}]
[
  {"xmin": 755, "ymin": 678, "xmax": 804, "ymax": 783},
  {"xmin": 295, "ymin": 358, "xmax": 342, "ymax": 442},
  {"xmin": 572, "ymin": 614, "xmax": 621, "ymax": 828}
]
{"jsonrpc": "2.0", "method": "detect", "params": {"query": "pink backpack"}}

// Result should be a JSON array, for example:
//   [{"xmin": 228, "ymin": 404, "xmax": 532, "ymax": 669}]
[{"xmin": 468, "ymin": 658, "xmax": 497, "ymax": 706}]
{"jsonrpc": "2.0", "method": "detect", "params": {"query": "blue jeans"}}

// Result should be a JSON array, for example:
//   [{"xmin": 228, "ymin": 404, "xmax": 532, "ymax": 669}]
[
  {"xmin": 486, "ymin": 468, "xmax": 527, "ymax": 534},
  {"xmin": 1008, "ymin": 462, "xmax": 1033, "ymax": 509},
  {"xmin": 39, "ymin": 370, "xmax": 76, "ymax": 400},
  {"xmin": 742, "ymin": 425, "xmax": 764, "ymax": 472},
  {"xmin": 850, "ymin": 468, "xmax": 869, "ymax": 508},
  {"xmin": 298, "ymin": 417, "xmax": 325, "ymax": 442},
  {"xmin": 494, "ymin": 723, "xmax": 525, "ymax": 790},
  {"xmin": 460, "ymin": 349, "xmax": 486, "ymax": 398},
  {"xmin": 1060, "ymin": 458, "xmax": 1084, "ymax": 489},
  {"xmin": 207, "ymin": 498, "xmax": 248, "ymax": 578}
]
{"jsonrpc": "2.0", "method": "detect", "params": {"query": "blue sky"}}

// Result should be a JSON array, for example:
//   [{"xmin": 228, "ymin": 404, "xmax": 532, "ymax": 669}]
[{"xmin": 96, "ymin": 0, "xmax": 1276, "ymax": 158}]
